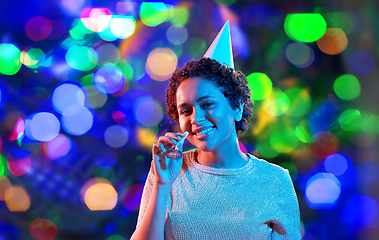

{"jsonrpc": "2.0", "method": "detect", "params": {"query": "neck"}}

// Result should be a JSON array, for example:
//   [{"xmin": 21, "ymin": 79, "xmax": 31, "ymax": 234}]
[{"xmin": 196, "ymin": 136, "xmax": 249, "ymax": 169}]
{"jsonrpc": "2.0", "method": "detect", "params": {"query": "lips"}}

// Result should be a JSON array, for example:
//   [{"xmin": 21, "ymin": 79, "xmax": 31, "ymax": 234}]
[{"xmin": 194, "ymin": 127, "xmax": 215, "ymax": 140}]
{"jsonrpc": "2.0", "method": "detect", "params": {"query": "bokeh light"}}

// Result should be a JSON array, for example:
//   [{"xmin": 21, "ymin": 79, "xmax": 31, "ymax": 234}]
[
  {"xmin": 317, "ymin": 28, "xmax": 348, "ymax": 55},
  {"xmin": 270, "ymin": 127, "xmax": 298, "ymax": 153},
  {"xmin": 263, "ymin": 88, "xmax": 290, "ymax": 116},
  {"xmin": 295, "ymin": 120, "xmax": 314, "ymax": 143},
  {"xmin": 284, "ymin": 42, "xmax": 315, "ymax": 68},
  {"xmin": 29, "ymin": 218, "xmax": 58, "ymax": 240},
  {"xmin": 284, "ymin": 13, "xmax": 327, "ymax": 42},
  {"xmin": 52, "ymin": 83, "xmax": 85, "ymax": 114},
  {"xmin": 135, "ymin": 100, "xmax": 163, "ymax": 127},
  {"xmin": 166, "ymin": 24, "xmax": 188, "ymax": 45},
  {"xmin": 65, "ymin": 46, "xmax": 98, "ymax": 71},
  {"xmin": 247, "ymin": 72, "xmax": 273, "ymax": 100},
  {"xmin": 25, "ymin": 16, "xmax": 52, "ymax": 41},
  {"xmin": 5, "ymin": 185, "xmax": 31, "ymax": 212},
  {"xmin": 110, "ymin": 16, "xmax": 136, "ymax": 39},
  {"xmin": 338, "ymin": 109, "xmax": 361, "ymax": 132},
  {"xmin": 348, "ymin": 50, "xmax": 375, "ymax": 75},
  {"xmin": 139, "ymin": 2, "xmax": 172, "ymax": 27},
  {"xmin": 25, "ymin": 112, "xmax": 60, "ymax": 142},
  {"xmin": 0, "ymin": 43, "xmax": 22, "ymax": 75},
  {"xmin": 83, "ymin": 86, "xmax": 108, "ymax": 108},
  {"xmin": 213, "ymin": 0, "xmax": 236, "ymax": 6},
  {"xmin": 7, "ymin": 156, "xmax": 31, "ymax": 176},
  {"xmin": 61, "ymin": 0, "xmax": 86, "ymax": 14},
  {"xmin": 285, "ymin": 87, "xmax": 312, "ymax": 117},
  {"xmin": 104, "ymin": 125, "xmax": 129, "ymax": 148},
  {"xmin": 20, "ymin": 48, "xmax": 45, "ymax": 69},
  {"xmin": 333, "ymin": 74, "xmax": 361, "ymax": 101},
  {"xmin": 107, "ymin": 234, "xmax": 125, "ymax": 240},
  {"xmin": 82, "ymin": 178, "xmax": 118, "ymax": 211},
  {"xmin": 323, "ymin": 154, "xmax": 349, "ymax": 176},
  {"xmin": 145, "ymin": 48, "xmax": 178, "ymax": 81},
  {"xmin": 255, "ymin": 138, "xmax": 280, "ymax": 159},
  {"xmin": 121, "ymin": 184, "xmax": 144, "ymax": 210},
  {"xmin": 136, "ymin": 127, "xmax": 157, "ymax": 150},
  {"xmin": 47, "ymin": 134, "xmax": 72, "ymax": 160},
  {"xmin": 96, "ymin": 43, "xmax": 120, "ymax": 66},
  {"xmin": 309, "ymin": 131, "xmax": 339, "ymax": 159},
  {"xmin": 170, "ymin": 6, "xmax": 189, "ymax": 25},
  {"xmin": 61, "ymin": 105, "xmax": 93, "ymax": 136},
  {"xmin": 93, "ymin": 65, "xmax": 125, "ymax": 94},
  {"xmin": 0, "ymin": 176, "xmax": 12, "ymax": 200},
  {"xmin": 305, "ymin": 172, "xmax": 341, "ymax": 209},
  {"xmin": 80, "ymin": 8, "xmax": 112, "ymax": 32},
  {"xmin": 342, "ymin": 196, "xmax": 378, "ymax": 224},
  {"xmin": 0, "ymin": 155, "xmax": 5, "ymax": 177}
]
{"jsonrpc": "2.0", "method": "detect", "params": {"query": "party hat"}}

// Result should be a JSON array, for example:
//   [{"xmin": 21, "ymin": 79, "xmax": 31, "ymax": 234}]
[{"xmin": 203, "ymin": 20, "xmax": 234, "ymax": 68}]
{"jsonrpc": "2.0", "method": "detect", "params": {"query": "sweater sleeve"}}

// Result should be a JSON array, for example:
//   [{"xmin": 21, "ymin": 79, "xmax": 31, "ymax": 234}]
[
  {"xmin": 136, "ymin": 167, "xmax": 155, "ymax": 228},
  {"xmin": 261, "ymin": 168, "xmax": 301, "ymax": 240}
]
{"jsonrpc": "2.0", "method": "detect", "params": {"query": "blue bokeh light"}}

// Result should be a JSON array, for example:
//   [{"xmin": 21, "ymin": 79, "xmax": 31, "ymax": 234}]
[
  {"xmin": 61, "ymin": 105, "xmax": 93, "ymax": 136},
  {"xmin": 25, "ymin": 112, "xmax": 60, "ymax": 142},
  {"xmin": 323, "ymin": 154, "xmax": 349, "ymax": 176},
  {"xmin": 342, "ymin": 196, "xmax": 378, "ymax": 224},
  {"xmin": 52, "ymin": 83, "xmax": 85, "ymax": 114}
]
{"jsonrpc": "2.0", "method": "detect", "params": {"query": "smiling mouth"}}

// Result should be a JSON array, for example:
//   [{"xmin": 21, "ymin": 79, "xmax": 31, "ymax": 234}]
[{"xmin": 194, "ymin": 127, "xmax": 215, "ymax": 139}]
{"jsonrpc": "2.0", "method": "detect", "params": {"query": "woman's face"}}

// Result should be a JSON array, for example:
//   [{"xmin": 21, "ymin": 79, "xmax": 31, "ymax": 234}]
[{"xmin": 176, "ymin": 77, "xmax": 241, "ymax": 152}]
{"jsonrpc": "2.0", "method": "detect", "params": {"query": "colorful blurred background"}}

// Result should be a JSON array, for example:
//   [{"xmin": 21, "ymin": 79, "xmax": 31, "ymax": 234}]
[{"xmin": 1, "ymin": 0, "xmax": 378, "ymax": 239}]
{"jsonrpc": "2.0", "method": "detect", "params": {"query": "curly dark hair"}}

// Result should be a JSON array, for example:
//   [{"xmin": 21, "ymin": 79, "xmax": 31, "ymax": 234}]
[{"xmin": 166, "ymin": 57, "xmax": 254, "ymax": 138}]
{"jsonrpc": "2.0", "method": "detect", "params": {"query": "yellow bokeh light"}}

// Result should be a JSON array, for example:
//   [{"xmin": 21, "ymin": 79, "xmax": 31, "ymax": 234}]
[
  {"xmin": 5, "ymin": 185, "xmax": 31, "ymax": 212},
  {"xmin": 0, "ymin": 176, "xmax": 12, "ymax": 201},
  {"xmin": 145, "ymin": 48, "xmax": 178, "ymax": 81},
  {"xmin": 137, "ymin": 127, "xmax": 157, "ymax": 150},
  {"xmin": 83, "ymin": 179, "xmax": 118, "ymax": 211}
]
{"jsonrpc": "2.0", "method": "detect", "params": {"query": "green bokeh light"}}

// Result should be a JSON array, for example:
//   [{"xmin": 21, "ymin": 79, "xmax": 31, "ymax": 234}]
[
  {"xmin": 264, "ymin": 88, "xmax": 289, "ymax": 116},
  {"xmin": 285, "ymin": 87, "xmax": 312, "ymax": 117},
  {"xmin": 170, "ymin": 6, "xmax": 189, "ymax": 25},
  {"xmin": 118, "ymin": 60, "xmax": 134, "ymax": 80},
  {"xmin": 107, "ymin": 234, "xmax": 125, "ymax": 240},
  {"xmin": 69, "ymin": 19, "xmax": 93, "ymax": 40},
  {"xmin": 334, "ymin": 74, "xmax": 361, "ymax": 101},
  {"xmin": 187, "ymin": 38, "xmax": 206, "ymax": 59},
  {"xmin": 284, "ymin": 13, "xmax": 327, "ymax": 42},
  {"xmin": 295, "ymin": 120, "xmax": 314, "ymax": 143},
  {"xmin": 24, "ymin": 48, "xmax": 45, "ymax": 69},
  {"xmin": 140, "ymin": 2, "xmax": 171, "ymax": 27},
  {"xmin": 0, "ymin": 154, "xmax": 5, "ymax": 176},
  {"xmin": 0, "ymin": 43, "xmax": 22, "ymax": 75},
  {"xmin": 338, "ymin": 109, "xmax": 361, "ymax": 132},
  {"xmin": 270, "ymin": 127, "xmax": 298, "ymax": 153},
  {"xmin": 256, "ymin": 138, "xmax": 280, "ymax": 159},
  {"xmin": 360, "ymin": 112, "xmax": 379, "ymax": 134},
  {"xmin": 247, "ymin": 72, "xmax": 273, "ymax": 101},
  {"xmin": 95, "ymin": 168, "xmax": 116, "ymax": 183},
  {"xmin": 66, "ymin": 46, "xmax": 98, "ymax": 71}
]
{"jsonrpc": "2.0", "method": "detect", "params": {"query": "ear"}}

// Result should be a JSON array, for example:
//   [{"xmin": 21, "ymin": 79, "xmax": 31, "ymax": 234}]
[{"xmin": 235, "ymin": 101, "xmax": 243, "ymax": 122}]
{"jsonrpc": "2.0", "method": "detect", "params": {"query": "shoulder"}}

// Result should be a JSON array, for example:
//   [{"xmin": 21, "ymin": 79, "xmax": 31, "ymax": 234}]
[{"xmin": 248, "ymin": 154, "xmax": 290, "ymax": 180}]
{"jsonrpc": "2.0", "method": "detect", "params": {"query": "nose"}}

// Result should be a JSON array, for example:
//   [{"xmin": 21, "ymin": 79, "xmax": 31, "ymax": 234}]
[{"xmin": 190, "ymin": 107, "xmax": 205, "ymax": 125}]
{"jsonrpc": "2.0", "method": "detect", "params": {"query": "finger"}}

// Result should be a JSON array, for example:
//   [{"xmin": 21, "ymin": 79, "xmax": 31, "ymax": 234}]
[
  {"xmin": 164, "ymin": 132, "xmax": 184, "ymax": 142},
  {"xmin": 158, "ymin": 136, "xmax": 178, "ymax": 146}
]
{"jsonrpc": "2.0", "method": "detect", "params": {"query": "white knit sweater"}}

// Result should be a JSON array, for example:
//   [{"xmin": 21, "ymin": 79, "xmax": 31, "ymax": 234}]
[{"xmin": 137, "ymin": 149, "xmax": 301, "ymax": 239}]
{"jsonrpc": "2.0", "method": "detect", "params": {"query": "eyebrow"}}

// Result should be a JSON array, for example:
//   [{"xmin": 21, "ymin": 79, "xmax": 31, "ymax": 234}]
[{"xmin": 177, "ymin": 95, "xmax": 215, "ymax": 109}]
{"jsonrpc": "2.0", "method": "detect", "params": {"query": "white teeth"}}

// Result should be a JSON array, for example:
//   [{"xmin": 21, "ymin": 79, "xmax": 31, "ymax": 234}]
[{"xmin": 198, "ymin": 127, "xmax": 214, "ymax": 135}]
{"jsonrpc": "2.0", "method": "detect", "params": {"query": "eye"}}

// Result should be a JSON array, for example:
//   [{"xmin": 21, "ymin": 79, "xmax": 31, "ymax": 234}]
[
  {"xmin": 180, "ymin": 109, "xmax": 190, "ymax": 115},
  {"xmin": 202, "ymin": 102, "xmax": 214, "ymax": 108}
]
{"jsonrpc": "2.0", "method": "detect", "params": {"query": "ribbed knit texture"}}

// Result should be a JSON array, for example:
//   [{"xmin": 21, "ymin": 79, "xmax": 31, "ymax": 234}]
[{"xmin": 137, "ymin": 149, "xmax": 301, "ymax": 240}]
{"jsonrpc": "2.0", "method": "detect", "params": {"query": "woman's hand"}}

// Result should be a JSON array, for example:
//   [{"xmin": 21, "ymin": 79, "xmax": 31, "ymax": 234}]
[{"xmin": 152, "ymin": 131, "xmax": 188, "ymax": 188}]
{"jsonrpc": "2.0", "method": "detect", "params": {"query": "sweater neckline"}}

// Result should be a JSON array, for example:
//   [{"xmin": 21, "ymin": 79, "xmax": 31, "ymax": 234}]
[{"xmin": 184, "ymin": 149, "xmax": 256, "ymax": 176}]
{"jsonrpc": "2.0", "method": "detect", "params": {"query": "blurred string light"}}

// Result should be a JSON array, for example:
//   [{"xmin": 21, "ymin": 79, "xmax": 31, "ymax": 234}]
[
  {"xmin": 323, "ymin": 154, "xmax": 349, "ymax": 176},
  {"xmin": 322, "ymin": 11, "xmax": 362, "ymax": 35},
  {"xmin": 121, "ymin": 184, "xmax": 144, "ymax": 210},
  {"xmin": 40, "ymin": 134, "xmax": 72, "ymax": 160},
  {"xmin": 118, "ymin": 89, "xmax": 153, "ymax": 123},
  {"xmin": 81, "ymin": 178, "xmax": 117, "ymax": 211},
  {"xmin": 60, "ymin": 0, "xmax": 88, "ymax": 15},
  {"xmin": 0, "ymin": 43, "xmax": 22, "ymax": 75},
  {"xmin": 61, "ymin": 105, "xmax": 94, "ymax": 136},
  {"xmin": 83, "ymin": 86, "xmax": 108, "ymax": 108},
  {"xmin": 166, "ymin": 24, "xmax": 188, "ymax": 45},
  {"xmin": 284, "ymin": 42, "xmax": 315, "ymax": 68},
  {"xmin": 5, "ymin": 185, "xmax": 31, "ymax": 212},
  {"xmin": 95, "ymin": 167, "xmax": 116, "ymax": 182},
  {"xmin": 338, "ymin": 109, "xmax": 361, "ymax": 132},
  {"xmin": 247, "ymin": 72, "xmax": 273, "ymax": 100},
  {"xmin": 284, "ymin": 13, "xmax": 327, "ymax": 42},
  {"xmin": 24, "ymin": 112, "xmax": 60, "ymax": 142},
  {"xmin": 96, "ymin": 43, "xmax": 120, "ymax": 66},
  {"xmin": 270, "ymin": 127, "xmax": 298, "ymax": 153},
  {"xmin": 94, "ymin": 65, "xmax": 125, "ymax": 94},
  {"xmin": 104, "ymin": 125, "xmax": 129, "ymax": 148},
  {"xmin": 295, "ymin": 120, "xmax": 314, "ymax": 143},
  {"xmin": 342, "ymin": 196, "xmax": 378, "ymax": 224},
  {"xmin": 0, "ymin": 155, "xmax": 5, "ymax": 177},
  {"xmin": 333, "ymin": 74, "xmax": 361, "ymax": 101},
  {"xmin": 20, "ymin": 48, "xmax": 46, "ymax": 69},
  {"xmin": 316, "ymin": 28, "xmax": 348, "ymax": 55},
  {"xmin": 65, "ymin": 45, "xmax": 98, "ymax": 71},
  {"xmin": 137, "ymin": 127, "xmax": 157, "ymax": 150},
  {"xmin": 29, "ymin": 218, "xmax": 58, "ymax": 240},
  {"xmin": 187, "ymin": 38, "xmax": 207, "ymax": 59},
  {"xmin": 305, "ymin": 172, "xmax": 341, "ymax": 209},
  {"xmin": 139, "ymin": 2, "xmax": 174, "ymax": 27},
  {"xmin": 25, "ymin": 16, "xmax": 52, "ymax": 41},
  {"xmin": 6, "ymin": 154, "xmax": 31, "ymax": 176},
  {"xmin": 110, "ymin": 16, "xmax": 136, "ymax": 39},
  {"xmin": 213, "ymin": 0, "xmax": 236, "ymax": 6},
  {"xmin": 107, "ymin": 234, "xmax": 125, "ymax": 240},
  {"xmin": 145, "ymin": 48, "xmax": 178, "ymax": 81},
  {"xmin": 348, "ymin": 50, "xmax": 375, "ymax": 75},
  {"xmin": 255, "ymin": 137, "xmax": 280, "ymax": 159},
  {"xmin": 170, "ymin": 6, "xmax": 189, "ymax": 25}
]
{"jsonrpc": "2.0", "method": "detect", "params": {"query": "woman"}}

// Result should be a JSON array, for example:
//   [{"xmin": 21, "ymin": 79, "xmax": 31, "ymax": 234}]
[{"xmin": 131, "ymin": 57, "xmax": 301, "ymax": 239}]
